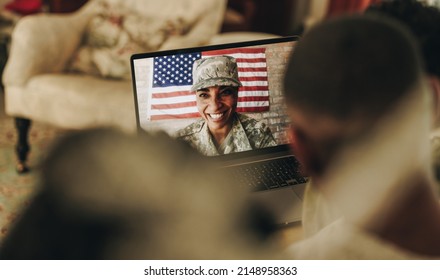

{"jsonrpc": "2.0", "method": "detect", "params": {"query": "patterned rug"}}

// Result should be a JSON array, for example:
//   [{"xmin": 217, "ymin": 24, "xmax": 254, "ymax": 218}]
[{"xmin": 0, "ymin": 99, "xmax": 65, "ymax": 242}]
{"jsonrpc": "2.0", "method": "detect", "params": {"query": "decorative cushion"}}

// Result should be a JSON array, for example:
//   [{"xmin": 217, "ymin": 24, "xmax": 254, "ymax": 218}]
[{"xmin": 68, "ymin": 0, "xmax": 191, "ymax": 80}]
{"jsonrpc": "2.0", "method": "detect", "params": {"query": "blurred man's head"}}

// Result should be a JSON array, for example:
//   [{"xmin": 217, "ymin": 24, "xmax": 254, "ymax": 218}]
[
  {"xmin": 366, "ymin": 0, "xmax": 440, "ymax": 78},
  {"xmin": 0, "ymin": 128, "xmax": 277, "ymax": 259},
  {"xmin": 366, "ymin": 0, "xmax": 440, "ymax": 126},
  {"xmin": 283, "ymin": 15, "xmax": 424, "ymax": 178}
]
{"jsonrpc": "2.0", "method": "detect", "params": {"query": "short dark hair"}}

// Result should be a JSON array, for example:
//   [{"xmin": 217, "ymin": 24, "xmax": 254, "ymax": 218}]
[
  {"xmin": 366, "ymin": 0, "xmax": 440, "ymax": 78},
  {"xmin": 283, "ymin": 14, "xmax": 423, "ymax": 120}
]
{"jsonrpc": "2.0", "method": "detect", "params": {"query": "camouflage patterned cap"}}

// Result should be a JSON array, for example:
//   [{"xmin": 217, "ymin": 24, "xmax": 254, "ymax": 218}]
[{"xmin": 191, "ymin": 55, "xmax": 242, "ymax": 91}]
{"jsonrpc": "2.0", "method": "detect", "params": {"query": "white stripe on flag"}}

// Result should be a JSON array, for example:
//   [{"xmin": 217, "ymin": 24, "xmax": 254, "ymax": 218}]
[
  {"xmin": 150, "ymin": 85, "xmax": 192, "ymax": 94},
  {"xmin": 237, "ymin": 101, "xmax": 270, "ymax": 107},
  {"xmin": 239, "ymin": 91, "xmax": 269, "ymax": 97},
  {"xmin": 238, "ymin": 72, "xmax": 268, "ymax": 77},
  {"xmin": 151, "ymin": 107, "xmax": 199, "ymax": 116},
  {"xmin": 204, "ymin": 53, "xmax": 266, "ymax": 59},
  {"xmin": 237, "ymin": 62, "xmax": 267, "ymax": 68},
  {"xmin": 150, "ymin": 95, "xmax": 196, "ymax": 105},
  {"xmin": 241, "ymin": 80, "xmax": 268, "ymax": 87}
]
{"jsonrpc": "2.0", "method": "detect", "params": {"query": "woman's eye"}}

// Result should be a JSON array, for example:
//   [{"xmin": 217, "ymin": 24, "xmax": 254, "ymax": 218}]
[
  {"xmin": 220, "ymin": 89, "xmax": 233, "ymax": 96},
  {"xmin": 198, "ymin": 92, "xmax": 209, "ymax": 98}
]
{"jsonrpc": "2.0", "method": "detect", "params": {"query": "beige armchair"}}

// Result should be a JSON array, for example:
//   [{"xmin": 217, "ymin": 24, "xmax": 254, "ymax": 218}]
[{"xmin": 2, "ymin": 0, "xmax": 277, "ymax": 173}]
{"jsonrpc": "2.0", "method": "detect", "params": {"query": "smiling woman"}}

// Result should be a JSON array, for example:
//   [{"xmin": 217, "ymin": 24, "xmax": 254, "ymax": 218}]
[
  {"xmin": 195, "ymin": 86, "xmax": 239, "ymax": 145},
  {"xmin": 176, "ymin": 55, "xmax": 276, "ymax": 156}
]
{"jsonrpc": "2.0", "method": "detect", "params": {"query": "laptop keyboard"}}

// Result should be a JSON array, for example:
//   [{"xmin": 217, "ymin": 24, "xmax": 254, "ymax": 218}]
[{"xmin": 229, "ymin": 156, "xmax": 309, "ymax": 192}]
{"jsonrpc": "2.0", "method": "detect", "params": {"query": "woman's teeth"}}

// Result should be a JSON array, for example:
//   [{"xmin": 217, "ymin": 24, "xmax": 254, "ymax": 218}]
[{"xmin": 209, "ymin": 113, "xmax": 223, "ymax": 119}]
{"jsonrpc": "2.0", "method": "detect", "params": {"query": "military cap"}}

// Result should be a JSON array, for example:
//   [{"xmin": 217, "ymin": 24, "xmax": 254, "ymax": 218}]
[{"xmin": 191, "ymin": 55, "xmax": 242, "ymax": 91}]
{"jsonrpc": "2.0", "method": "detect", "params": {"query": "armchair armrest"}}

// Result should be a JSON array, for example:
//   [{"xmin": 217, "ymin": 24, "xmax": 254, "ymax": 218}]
[{"xmin": 3, "ymin": 9, "xmax": 94, "ymax": 87}]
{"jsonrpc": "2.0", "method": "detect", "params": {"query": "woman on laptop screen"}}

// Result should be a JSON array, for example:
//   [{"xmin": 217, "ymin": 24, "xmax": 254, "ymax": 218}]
[{"xmin": 177, "ymin": 55, "xmax": 277, "ymax": 156}]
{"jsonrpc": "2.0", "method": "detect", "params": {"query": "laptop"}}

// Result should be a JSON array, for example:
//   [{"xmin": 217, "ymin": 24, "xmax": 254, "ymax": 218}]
[{"xmin": 130, "ymin": 36, "xmax": 307, "ymax": 225}]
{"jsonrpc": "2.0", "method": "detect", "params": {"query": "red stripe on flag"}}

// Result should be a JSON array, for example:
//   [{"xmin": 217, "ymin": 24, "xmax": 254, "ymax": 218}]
[
  {"xmin": 236, "ymin": 106, "xmax": 269, "ymax": 113},
  {"xmin": 150, "ymin": 112, "xmax": 200, "ymax": 121},
  {"xmin": 152, "ymin": 91, "xmax": 193, "ymax": 99},
  {"xmin": 239, "ymin": 76, "xmax": 268, "ymax": 82},
  {"xmin": 238, "ymin": 96, "xmax": 269, "ymax": 102},
  {"xmin": 152, "ymin": 101, "xmax": 197, "ymax": 110},
  {"xmin": 238, "ymin": 67, "xmax": 268, "ymax": 72},
  {"xmin": 236, "ymin": 58, "xmax": 266, "ymax": 63},
  {"xmin": 239, "ymin": 86, "xmax": 269, "ymax": 91}
]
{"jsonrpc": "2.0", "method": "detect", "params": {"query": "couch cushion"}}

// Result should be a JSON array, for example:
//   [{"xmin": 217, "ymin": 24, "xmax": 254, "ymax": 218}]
[
  {"xmin": 68, "ymin": 0, "xmax": 192, "ymax": 80},
  {"xmin": 68, "ymin": 0, "xmax": 225, "ymax": 80}
]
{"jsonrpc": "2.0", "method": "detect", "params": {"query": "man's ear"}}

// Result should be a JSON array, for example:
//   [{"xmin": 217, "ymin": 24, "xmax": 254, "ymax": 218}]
[
  {"xmin": 288, "ymin": 125, "xmax": 313, "ymax": 177},
  {"xmin": 428, "ymin": 75, "xmax": 440, "ymax": 127}
]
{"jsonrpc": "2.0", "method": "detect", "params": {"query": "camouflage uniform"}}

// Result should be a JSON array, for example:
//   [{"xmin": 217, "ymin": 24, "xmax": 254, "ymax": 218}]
[{"xmin": 177, "ymin": 112, "xmax": 277, "ymax": 156}]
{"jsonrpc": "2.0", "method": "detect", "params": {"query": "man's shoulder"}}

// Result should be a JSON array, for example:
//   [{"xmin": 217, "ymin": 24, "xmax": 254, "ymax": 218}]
[{"xmin": 177, "ymin": 119, "xmax": 205, "ymax": 137}]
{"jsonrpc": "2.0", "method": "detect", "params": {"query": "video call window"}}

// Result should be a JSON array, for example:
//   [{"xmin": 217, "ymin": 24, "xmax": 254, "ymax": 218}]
[{"xmin": 133, "ymin": 40, "xmax": 295, "ymax": 151}]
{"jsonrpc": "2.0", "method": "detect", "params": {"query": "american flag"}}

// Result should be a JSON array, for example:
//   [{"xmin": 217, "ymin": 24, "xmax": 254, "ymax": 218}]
[{"xmin": 147, "ymin": 47, "xmax": 269, "ymax": 121}]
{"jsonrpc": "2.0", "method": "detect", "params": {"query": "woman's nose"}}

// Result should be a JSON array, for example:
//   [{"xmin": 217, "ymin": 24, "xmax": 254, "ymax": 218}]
[{"xmin": 208, "ymin": 96, "xmax": 222, "ymax": 109}]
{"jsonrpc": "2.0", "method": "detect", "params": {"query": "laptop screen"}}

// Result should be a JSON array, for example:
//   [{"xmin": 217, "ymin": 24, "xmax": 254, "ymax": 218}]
[{"xmin": 131, "ymin": 36, "xmax": 298, "ymax": 157}]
